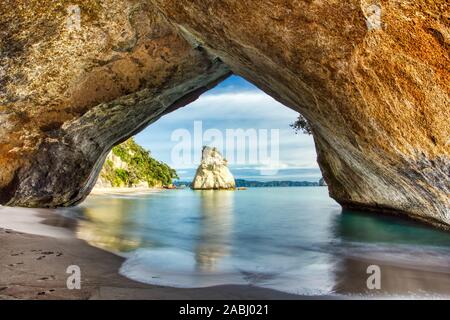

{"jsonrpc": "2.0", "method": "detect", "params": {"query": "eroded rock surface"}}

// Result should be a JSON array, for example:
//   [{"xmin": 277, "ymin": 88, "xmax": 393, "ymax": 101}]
[
  {"xmin": 0, "ymin": 1, "xmax": 230, "ymax": 206},
  {"xmin": 0, "ymin": 1, "xmax": 449, "ymax": 228},
  {"xmin": 153, "ymin": 0, "xmax": 450, "ymax": 229},
  {"xmin": 192, "ymin": 147, "xmax": 235, "ymax": 190}
]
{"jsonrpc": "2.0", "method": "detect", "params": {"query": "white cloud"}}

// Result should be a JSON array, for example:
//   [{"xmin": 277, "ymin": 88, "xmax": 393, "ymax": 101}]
[
  {"xmin": 161, "ymin": 91, "xmax": 298, "ymax": 123},
  {"xmin": 136, "ymin": 88, "xmax": 319, "ymax": 179}
]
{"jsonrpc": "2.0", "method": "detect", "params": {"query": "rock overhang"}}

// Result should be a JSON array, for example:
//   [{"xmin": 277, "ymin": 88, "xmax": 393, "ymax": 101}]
[{"xmin": 0, "ymin": 1, "xmax": 448, "ymax": 229}]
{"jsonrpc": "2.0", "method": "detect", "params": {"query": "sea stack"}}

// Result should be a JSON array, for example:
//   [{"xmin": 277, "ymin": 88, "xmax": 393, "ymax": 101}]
[{"xmin": 192, "ymin": 147, "xmax": 235, "ymax": 190}]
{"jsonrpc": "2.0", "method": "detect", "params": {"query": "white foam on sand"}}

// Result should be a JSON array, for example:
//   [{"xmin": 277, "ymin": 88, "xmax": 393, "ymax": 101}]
[
  {"xmin": 118, "ymin": 247, "xmax": 334, "ymax": 296},
  {"xmin": 0, "ymin": 206, "xmax": 74, "ymax": 239}
]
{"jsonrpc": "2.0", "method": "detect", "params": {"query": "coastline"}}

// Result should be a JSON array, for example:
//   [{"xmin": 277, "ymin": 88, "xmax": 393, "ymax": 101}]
[
  {"xmin": 0, "ymin": 204, "xmax": 307, "ymax": 301},
  {"xmin": 4, "ymin": 223, "xmax": 450, "ymax": 300},
  {"xmin": 1, "ymin": 194, "xmax": 450, "ymax": 299},
  {"xmin": 0, "ymin": 227, "xmax": 306, "ymax": 300},
  {"xmin": 90, "ymin": 187, "xmax": 166, "ymax": 196}
]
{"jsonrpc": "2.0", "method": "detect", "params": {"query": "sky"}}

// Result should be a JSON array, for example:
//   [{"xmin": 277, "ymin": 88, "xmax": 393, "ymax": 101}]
[{"xmin": 135, "ymin": 75, "xmax": 321, "ymax": 182}]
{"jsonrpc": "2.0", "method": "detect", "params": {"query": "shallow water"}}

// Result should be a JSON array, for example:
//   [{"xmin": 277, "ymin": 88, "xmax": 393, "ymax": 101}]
[{"xmin": 58, "ymin": 187, "xmax": 450, "ymax": 297}]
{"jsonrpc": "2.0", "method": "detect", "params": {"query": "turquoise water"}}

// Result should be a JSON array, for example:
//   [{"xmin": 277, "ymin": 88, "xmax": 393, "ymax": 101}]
[{"xmin": 64, "ymin": 188, "xmax": 450, "ymax": 297}]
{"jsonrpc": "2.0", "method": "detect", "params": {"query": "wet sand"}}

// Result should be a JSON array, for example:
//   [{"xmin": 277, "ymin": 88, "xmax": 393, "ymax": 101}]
[
  {"xmin": 0, "ymin": 203, "xmax": 306, "ymax": 299},
  {"xmin": 333, "ymin": 256, "xmax": 450, "ymax": 298},
  {"xmin": 0, "ymin": 227, "xmax": 305, "ymax": 300},
  {"xmin": 1, "ymin": 205, "xmax": 450, "ymax": 299}
]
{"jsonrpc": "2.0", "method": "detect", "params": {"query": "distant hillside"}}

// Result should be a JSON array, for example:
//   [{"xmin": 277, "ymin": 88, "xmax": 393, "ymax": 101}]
[
  {"xmin": 173, "ymin": 179, "xmax": 323, "ymax": 188},
  {"xmin": 235, "ymin": 179, "xmax": 320, "ymax": 187},
  {"xmin": 96, "ymin": 138, "xmax": 178, "ymax": 188}
]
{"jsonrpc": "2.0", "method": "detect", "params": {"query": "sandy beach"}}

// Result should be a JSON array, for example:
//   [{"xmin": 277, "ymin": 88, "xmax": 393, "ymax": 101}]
[
  {"xmin": 90, "ymin": 187, "xmax": 166, "ymax": 196},
  {"xmin": 0, "ymin": 202, "xmax": 305, "ymax": 300},
  {"xmin": 0, "ymin": 226, "xmax": 308, "ymax": 300},
  {"xmin": 1, "ymin": 202, "xmax": 450, "ymax": 300}
]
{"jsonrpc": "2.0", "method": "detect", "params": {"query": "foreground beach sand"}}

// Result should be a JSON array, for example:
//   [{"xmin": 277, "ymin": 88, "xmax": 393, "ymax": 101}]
[
  {"xmin": 0, "ymin": 228, "xmax": 304, "ymax": 300},
  {"xmin": 2, "ymin": 203, "xmax": 450, "ymax": 300},
  {"xmin": 3, "ymin": 225, "xmax": 450, "ymax": 300}
]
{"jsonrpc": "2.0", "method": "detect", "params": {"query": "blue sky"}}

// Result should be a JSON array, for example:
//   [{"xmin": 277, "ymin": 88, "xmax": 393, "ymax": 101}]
[{"xmin": 135, "ymin": 76, "xmax": 321, "ymax": 182}]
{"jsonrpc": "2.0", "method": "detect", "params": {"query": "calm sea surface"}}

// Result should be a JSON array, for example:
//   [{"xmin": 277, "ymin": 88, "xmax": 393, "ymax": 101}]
[{"xmin": 61, "ymin": 187, "xmax": 450, "ymax": 297}]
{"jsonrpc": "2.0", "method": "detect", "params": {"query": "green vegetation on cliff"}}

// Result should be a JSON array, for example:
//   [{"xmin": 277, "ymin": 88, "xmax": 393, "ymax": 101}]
[{"xmin": 99, "ymin": 138, "xmax": 178, "ymax": 188}]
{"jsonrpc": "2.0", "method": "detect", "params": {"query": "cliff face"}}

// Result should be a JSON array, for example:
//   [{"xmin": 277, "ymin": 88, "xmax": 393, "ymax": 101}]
[
  {"xmin": 95, "ymin": 152, "xmax": 133, "ymax": 188},
  {"xmin": 152, "ymin": 1, "xmax": 449, "ymax": 228},
  {"xmin": 192, "ymin": 147, "xmax": 235, "ymax": 190},
  {"xmin": 96, "ymin": 138, "xmax": 178, "ymax": 188},
  {"xmin": 0, "ymin": 1, "xmax": 230, "ymax": 207},
  {"xmin": 0, "ymin": 2, "xmax": 449, "ymax": 228}
]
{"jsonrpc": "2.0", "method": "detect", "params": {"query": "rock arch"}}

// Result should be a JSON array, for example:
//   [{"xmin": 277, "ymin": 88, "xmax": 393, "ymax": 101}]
[{"xmin": 0, "ymin": 1, "xmax": 448, "ymax": 228}]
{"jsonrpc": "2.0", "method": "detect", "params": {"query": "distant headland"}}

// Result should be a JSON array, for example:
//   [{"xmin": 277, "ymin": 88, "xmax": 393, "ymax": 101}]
[{"xmin": 174, "ymin": 179, "xmax": 326, "ymax": 188}]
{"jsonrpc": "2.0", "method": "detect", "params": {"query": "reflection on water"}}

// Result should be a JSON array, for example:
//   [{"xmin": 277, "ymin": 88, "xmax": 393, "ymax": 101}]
[
  {"xmin": 75, "ymin": 198, "xmax": 145, "ymax": 252},
  {"xmin": 58, "ymin": 188, "xmax": 450, "ymax": 297},
  {"xmin": 195, "ymin": 191, "xmax": 233, "ymax": 272},
  {"xmin": 331, "ymin": 210, "xmax": 450, "ymax": 297},
  {"xmin": 335, "ymin": 209, "xmax": 450, "ymax": 247}
]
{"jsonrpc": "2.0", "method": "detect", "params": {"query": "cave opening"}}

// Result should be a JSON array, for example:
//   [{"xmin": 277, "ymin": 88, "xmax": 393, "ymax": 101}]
[
  {"xmin": 128, "ymin": 75, "xmax": 322, "ymax": 186},
  {"xmin": 1, "ymin": 1, "xmax": 448, "ymax": 299}
]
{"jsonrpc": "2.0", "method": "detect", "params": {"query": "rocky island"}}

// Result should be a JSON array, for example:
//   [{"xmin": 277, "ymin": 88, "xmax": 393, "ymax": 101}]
[{"xmin": 192, "ymin": 147, "xmax": 235, "ymax": 190}]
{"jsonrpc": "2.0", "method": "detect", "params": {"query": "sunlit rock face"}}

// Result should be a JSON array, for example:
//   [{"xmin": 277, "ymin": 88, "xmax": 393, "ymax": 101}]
[
  {"xmin": 0, "ymin": 1, "xmax": 449, "ymax": 229},
  {"xmin": 192, "ymin": 147, "xmax": 235, "ymax": 190},
  {"xmin": 0, "ymin": 1, "xmax": 230, "ymax": 207},
  {"xmin": 153, "ymin": 0, "xmax": 450, "ymax": 229}
]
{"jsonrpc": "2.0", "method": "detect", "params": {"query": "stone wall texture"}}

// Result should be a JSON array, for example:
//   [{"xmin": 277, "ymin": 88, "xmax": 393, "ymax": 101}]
[{"xmin": 0, "ymin": 1, "xmax": 449, "ymax": 229}]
